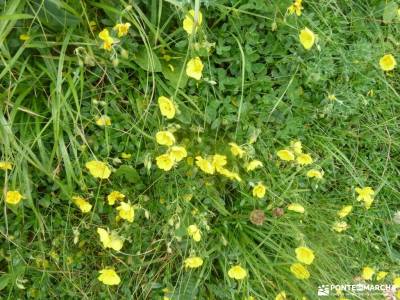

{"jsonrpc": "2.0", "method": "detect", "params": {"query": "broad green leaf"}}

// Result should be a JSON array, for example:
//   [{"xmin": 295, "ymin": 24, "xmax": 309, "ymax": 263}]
[{"xmin": 133, "ymin": 46, "xmax": 162, "ymax": 72}]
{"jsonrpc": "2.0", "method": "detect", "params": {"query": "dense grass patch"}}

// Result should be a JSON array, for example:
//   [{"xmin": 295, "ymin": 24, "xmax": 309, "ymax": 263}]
[{"xmin": 1, "ymin": 0, "xmax": 400, "ymax": 299}]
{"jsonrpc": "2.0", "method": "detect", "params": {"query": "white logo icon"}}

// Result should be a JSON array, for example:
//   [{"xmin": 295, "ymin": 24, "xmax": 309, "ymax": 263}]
[{"xmin": 317, "ymin": 285, "xmax": 330, "ymax": 296}]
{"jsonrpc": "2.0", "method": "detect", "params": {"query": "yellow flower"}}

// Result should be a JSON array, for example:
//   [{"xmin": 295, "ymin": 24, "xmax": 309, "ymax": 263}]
[
  {"xmin": 337, "ymin": 205, "xmax": 352, "ymax": 218},
  {"xmin": 99, "ymin": 28, "xmax": 111, "ymax": 41},
  {"xmin": 0, "ymin": 161, "xmax": 13, "ymax": 170},
  {"xmin": 277, "ymin": 149, "xmax": 295, "ymax": 161},
  {"xmin": 290, "ymin": 140, "xmax": 303, "ymax": 154},
  {"xmin": 299, "ymin": 27, "xmax": 315, "ymax": 50},
  {"xmin": 98, "ymin": 268, "xmax": 121, "ymax": 285},
  {"xmin": 156, "ymin": 153, "xmax": 175, "ymax": 171},
  {"xmin": 169, "ymin": 146, "xmax": 187, "ymax": 162},
  {"xmin": 355, "ymin": 187, "xmax": 374, "ymax": 202},
  {"xmin": 295, "ymin": 246, "xmax": 315, "ymax": 265},
  {"xmin": 229, "ymin": 142, "xmax": 245, "ymax": 158},
  {"xmin": 376, "ymin": 271, "xmax": 388, "ymax": 281},
  {"xmin": 275, "ymin": 291, "xmax": 287, "ymax": 300},
  {"xmin": 306, "ymin": 169, "xmax": 323, "ymax": 179},
  {"xmin": 252, "ymin": 182, "xmax": 266, "ymax": 199},
  {"xmin": 183, "ymin": 9, "xmax": 203, "ymax": 35},
  {"xmin": 5, "ymin": 190, "xmax": 23, "ymax": 205},
  {"xmin": 19, "ymin": 34, "xmax": 30, "ymax": 41},
  {"xmin": 102, "ymin": 40, "xmax": 113, "ymax": 51},
  {"xmin": 290, "ymin": 263, "xmax": 310, "ymax": 280},
  {"xmin": 379, "ymin": 54, "xmax": 396, "ymax": 71},
  {"xmin": 288, "ymin": 203, "xmax": 305, "ymax": 213},
  {"xmin": 186, "ymin": 57, "xmax": 204, "ymax": 80},
  {"xmin": 228, "ymin": 265, "xmax": 248, "ymax": 280},
  {"xmin": 361, "ymin": 267, "xmax": 374, "ymax": 281},
  {"xmin": 394, "ymin": 277, "xmax": 400, "ymax": 288},
  {"xmin": 245, "ymin": 160, "xmax": 263, "ymax": 172},
  {"xmin": 97, "ymin": 228, "xmax": 124, "ymax": 251},
  {"xmin": 288, "ymin": 0, "xmax": 303, "ymax": 16},
  {"xmin": 72, "ymin": 196, "xmax": 92, "ymax": 213},
  {"xmin": 332, "ymin": 221, "xmax": 348, "ymax": 233},
  {"xmin": 184, "ymin": 256, "xmax": 203, "ymax": 268},
  {"xmin": 217, "ymin": 168, "xmax": 242, "ymax": 182},
  {"xmin": 114, "ymin": 22, "xmax": 131, "ymax": 37},
  {"xmin": 212, "ymin": 154, "xmax": 228, "ymax": 171},
  {"xmin": 116, "ymin": 202, "xmax": 135, "ymax": 222},
  {"xmin": 195, "ymin": 156, "xmax": 215, "ymax": 174},
  {"xmin": 98, "ymin": 28, "xmax": 114, "ymax": 51},
  {"xmin": 296, "ymin": 153, "xmax": 313, "ymax": 165},
  {"xmin": 121, "ymin": 152, "xmax": 132, "ymax": 159},
  {"xmin": 156, "ymin": 131, "xmax": 175, "ymax": 146},
  {"xmin": 107, "ymin": 191, "xmax": 125, "ymax": 205},
  {"xmin": 187, "ymin": 224, "xmax": 201, "ymax": 242},
  {"xmin": 95, "ymin": 115, "xmax": 111, "ymax": 126},
  {"xmin": 158, "ymin": 96, "xmax": 176, "ymax": 119},
  {"xmin": 85, "ymin": 160, "xmax": 111, "ymax": 179}
]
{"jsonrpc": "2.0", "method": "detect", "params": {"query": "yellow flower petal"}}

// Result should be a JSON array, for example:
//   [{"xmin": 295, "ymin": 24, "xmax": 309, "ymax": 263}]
[
  {"xmin": 85, "ymin": 160, "xmax": 111, "ymax": 179},
  {"xmin": 186, "ymin": 57, "xmax": 204, "ymax": 80},
  {"xmin": 95, "ymin": 115, "xmax": 111, "ymax": 126},
  {"xmin": 379, "ymin": 54, "xmax": 396, "ymax": 71},
  {"xmin": 5, "ymin": 190, "xmax": 23, "ymax": 205},
  {"xmin": 337, "ymin": 205, "xmax": 352, "ymax": 218},
  {"xmin": 361, "ymin": 267, "xmax": 374, "ymax": 281},
  {"xmin": 290, "ymin": 263, "xmax": 310, "ymax": 280},
  {"xmin": 187, "ymin": 224, "xmax": 201, "ymax": 242},
  {"xmin": 306, "ymin": 169, "xmax": 323, "ymax": 179},
  {"xmin": 296, "ymin": 153, "xmax": 313, "ymax": 166},
  {"xmin": 245, "ymin": 160, "xmax": 263, "ymax": 172},
  {"xmin": 228, "ymin": 265, "xmax": 247, "ymax": 280},
  {"xmin": 116, "ymin": 202, "xmax": 135, "ymax": 222},
  {"xmin": 156, "ymin": 131, "xmax": 175, "ymax": 146},
  {"xmin": 184, "ymin": 256, "xmax": 203, "ymax": 268},
  {"xmin": 228, "ymin": 142, "xmax": 245, "ymax": 158},
  {"xmin": 277, "ymin": 149, "xmax": 295, "ymax": 161},
  {"xmin": 114, "ymin": 23, "xmax": 131, "ymax": 37},
  {"xmin": 107, "ymin": 191, "xmax": 125, "ymax": 205},
  {"xmin": 169, "ymin": 146, "xmax": 187, "ymax": 162},
  {"xmin": 72, "ymin": 196, "xmax": 92, "ymax": 213},
  {"xmin": 98, "ymin": 268, "xmax": 121, "ymax": 285},
  {"xmin": 183, "ymin": 10, "xmax": 203, "ymax": 35},
  {"xmin": 332, "ymin": 221, "xmax": 348, "ymax": 233},
  {"xmin": 195, "ymin": 156, "xmax": 215, "ymax": 174},
  {"xmin": 299, "ymin": 27, "xmax": 315, "ymax": 50},
  {"xmin": 252, "ymin": 182, "xmax": 266, "ymax": 199},
  {"xmin": 295, "ymin": 246, "xmax": 315, "ymax": 265},
  {"xmin": 158, "ymin": 96, "xmax": 176, "ymax": 119},
  {"xmin": 0, "ymin": 161, "xmax": 13, "ymax": 170},
  {"xmin": 156, "ymin": 153, "xmax": 175, "ymax": 171},
  {"xmin": 288, "ymin": 203, "xmax": 305, "ymax": 213}
]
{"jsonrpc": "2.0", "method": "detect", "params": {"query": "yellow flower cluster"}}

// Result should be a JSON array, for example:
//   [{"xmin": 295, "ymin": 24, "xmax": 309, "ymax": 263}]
[
  {"xmin": 287, "ymin": 0, "xmax": 303, "ymax": 16},
  {"xmin": 74, "ymin": 159, "xmax": 137, "ymax": 286},
  {"xmin": 98, "ymin": 22, "xmax": 130, "ymax": 51},
  {"xmin": 290, "ymin": 246, "xmax": 315, "ymax": 280},
  {"xmin": 155, "ymin": 131, "xmax": 187, "ymax": 171},
  {"xmin": 331, "ymin": 186, "xmax": 375, "ymax": 233},
  {"xmin": 277, "ymin": 140, "xmax": 323, "ymax": 179}
]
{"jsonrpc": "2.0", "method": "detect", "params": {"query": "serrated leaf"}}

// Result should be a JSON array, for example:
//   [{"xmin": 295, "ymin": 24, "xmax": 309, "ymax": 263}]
[{"xmin": 383, "ymin": 2, "xmax": 398, "ymax": 23}]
